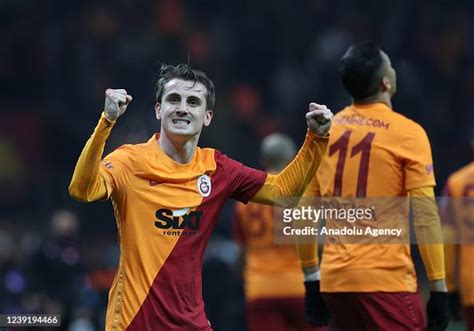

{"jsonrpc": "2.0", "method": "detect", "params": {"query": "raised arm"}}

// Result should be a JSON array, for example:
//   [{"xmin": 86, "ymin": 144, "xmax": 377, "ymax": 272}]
[
  {"xmin": 68, "ymin": 89, "xmax": 132, "ymax": 202},
  {"xmin": 250, "ymin": 103, "xmax": 332, "ymax": 207}
]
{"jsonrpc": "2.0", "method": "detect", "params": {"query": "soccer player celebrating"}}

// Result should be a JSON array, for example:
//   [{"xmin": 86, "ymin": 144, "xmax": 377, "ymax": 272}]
[
  {"xmin": 296, "ymin": 42, "xmax": 449, "ymax": 331},
  {"xmin": 69, "ymin": 64, "xmax": 333, "ymax": 330},
  {"xmin": 442, "ymin": 160, "xmax": 474, "ymax": 331},
  {"xmin": 233, "ymin": 133, "xmax": 326, "ymax": 331}
]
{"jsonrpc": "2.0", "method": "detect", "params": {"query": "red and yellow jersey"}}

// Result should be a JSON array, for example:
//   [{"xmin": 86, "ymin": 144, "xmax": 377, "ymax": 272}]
[
  {"xmin": 306, "ymin": 103, "xmax": 436, "ymax": 292},
  {"xmin": 233, "ymin": 202, "xmax": 304, "ymax": 301},
  {"xmin": 442, "ymin": 162, "xmax": 474, "ymax": 305},
  {"xmin": 69, "ymin": 113, "xmax": 328, "ymax": 329},
  {"xmin": 100, "ymin": 134, "xmax": 267, "ymax": 330}
]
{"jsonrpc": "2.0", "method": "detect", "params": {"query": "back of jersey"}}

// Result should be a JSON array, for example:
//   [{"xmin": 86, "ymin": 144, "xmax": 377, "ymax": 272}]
[
  {"xmin": 234, "ymin": 202, "xmax": 305, "ymax": 301},
  {"xmin": 443, "ymin": 162, "xmax": 474, "ymax": 305},
  {"xmin": 311, "ymin": 102, "xmax": 436, "ymax": 292},
  {"xmin": 316, "ymin": 103, "xmax": 435, "ymax": 197}
]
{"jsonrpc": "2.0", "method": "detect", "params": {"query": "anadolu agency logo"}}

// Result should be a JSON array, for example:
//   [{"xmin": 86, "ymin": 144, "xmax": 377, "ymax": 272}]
[
  {"xmin": 197, "ymin": 174, "xmax": 211, "ymax": 197},
  {"xmin": 155, "ymin": 208, "xmax": 203, "ymax": 236}
]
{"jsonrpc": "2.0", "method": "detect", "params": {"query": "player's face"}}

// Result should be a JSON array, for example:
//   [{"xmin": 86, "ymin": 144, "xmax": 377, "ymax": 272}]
[
  {"xmin": 155, "ymin": 78, "xmax": 213, "ymax": 138},
  {"xmin": 381, "ymin": 51, "xmax": 397, "ymax": 96}
]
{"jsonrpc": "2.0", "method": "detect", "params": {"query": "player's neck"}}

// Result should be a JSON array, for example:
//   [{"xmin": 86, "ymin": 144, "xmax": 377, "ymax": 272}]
[
  {"xmin": 158, "ymin": 131, "xmax": 199, "ymax": 164},
  {"xmin": 353, "ymin": 94, "xmax": 392, "ymax": 108}
]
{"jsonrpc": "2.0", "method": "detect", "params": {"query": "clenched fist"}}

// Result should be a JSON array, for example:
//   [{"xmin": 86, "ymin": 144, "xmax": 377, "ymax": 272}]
[
  {"xmin": 306, "ymin": 103, "xmax": 333, "ymax": 136},
  {"xmin": 104, "ymin": 89, "xmax": 133, "ymax": 121}
]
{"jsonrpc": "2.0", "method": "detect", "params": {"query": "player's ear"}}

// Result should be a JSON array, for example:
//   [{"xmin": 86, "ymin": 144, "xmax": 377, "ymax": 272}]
[
  {"xmin": 203, "ymin": 109, "xmax": 213, "ymax": 127},
  {"xmin": 381, "ymin": 76, "xmax": 391, "ymax": 92},
  {"xmin": 155, "ymin": 102, "xmax": 161, "ymax": 120}
]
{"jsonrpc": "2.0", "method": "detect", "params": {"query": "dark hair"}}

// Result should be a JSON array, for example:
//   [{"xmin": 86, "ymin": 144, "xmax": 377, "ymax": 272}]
[
  {"xmin": 338, "ymin": 41, "xmax": 385, "ymax": 100},
  {"xmin": 155, "ymin": 63, "xmax": 216, "ymax": 109}
]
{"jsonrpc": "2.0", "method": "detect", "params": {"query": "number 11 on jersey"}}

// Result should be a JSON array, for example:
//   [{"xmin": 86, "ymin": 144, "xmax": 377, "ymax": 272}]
[{"xmin": 329, "ymin": 130, "xmax": 376, "ymax": 197}]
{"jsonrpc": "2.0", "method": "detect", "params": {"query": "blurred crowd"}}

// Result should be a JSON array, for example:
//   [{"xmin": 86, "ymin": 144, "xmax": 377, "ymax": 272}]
[
  {"xmin": 1, "ymin": 0, "xmax": 473, "ymax": 330},
  {"xmin": 0, "ymin": 209, "xmax": 117, "ymax": 330}
]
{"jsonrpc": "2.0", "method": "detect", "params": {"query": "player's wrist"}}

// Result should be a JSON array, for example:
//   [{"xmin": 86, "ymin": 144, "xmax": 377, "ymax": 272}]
[
  {"xmin": 429, "ymin": 279, "xmax": 448, "ymax": 292},
  {"xmin": 303, "ymin": 266, "xmax": 321, "ymax": 282},
  {"xmin": 306, "ymin": 129, "xmax": 330, "ymax": 140},
  {"xmin": 102, "ymin": 111, "xmax": 118, "ymax": 124}
]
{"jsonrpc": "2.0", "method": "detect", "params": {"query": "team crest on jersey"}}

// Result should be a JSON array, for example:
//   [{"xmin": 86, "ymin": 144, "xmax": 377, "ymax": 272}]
[{"xmin": 197, "ymin": 174, "xmax": 211, "ymax": 197}]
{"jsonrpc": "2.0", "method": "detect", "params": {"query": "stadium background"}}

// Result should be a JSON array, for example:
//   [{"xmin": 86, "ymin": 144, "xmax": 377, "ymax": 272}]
[{"xmin": 0, "ymin": 0, "xmax": 472, "ymax": 330}]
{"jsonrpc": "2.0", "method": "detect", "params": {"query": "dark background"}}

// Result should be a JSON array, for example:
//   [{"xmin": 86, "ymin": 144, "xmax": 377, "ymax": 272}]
[{"xmin": 0, "ymin": 0, "xmax": 472, "ymax": 330}]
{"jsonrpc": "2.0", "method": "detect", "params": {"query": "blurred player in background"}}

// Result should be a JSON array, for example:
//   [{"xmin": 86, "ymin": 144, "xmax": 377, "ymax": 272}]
[
  {"xmin": 442, "ymin": 157, "xmax": 474, "ymax": 331},
  {"xmin": 297, "ymin": 41, "xmax": 449, "ymax": 331},
  {"xmin": 68, "ymin": 63, "xmax": 333, "ymax": 330},
  {"xmin": 234, "ymin": 133, "xmax": 326, "ymax": 331}
]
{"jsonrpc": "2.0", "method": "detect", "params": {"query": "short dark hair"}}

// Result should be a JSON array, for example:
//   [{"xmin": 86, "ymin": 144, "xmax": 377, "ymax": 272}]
[
  {"xmin": 338, "ymin": 41, "xmax": 385, "ymax": 100},
  {"xmin": 155, "ymin": 63, "xmax": 216, "ymax": 109}
]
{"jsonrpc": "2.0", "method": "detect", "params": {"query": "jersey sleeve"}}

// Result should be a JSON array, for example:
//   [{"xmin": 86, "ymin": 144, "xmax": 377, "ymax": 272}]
[
  {"xmin": 402, "ymin": 124, "xmax": 436, "ymax": 190},
  {"xmin": 441, "ymin": 180, "xmax": 459, "ymax": 291},
  {"xmin": 99, "ymin": 145, "xmax": 135, "ymax": 198},
  {"xmin": 410, "ymin": 186, "xmax": 446, "ymax": 281},
  {"xmin": 304, "ymin": 171, "xmax": 321, "ymax": 198},
  {"xmin": 69, "ymin": 113, "xmax": 115, "ymax": 202},
  {"xmin": 215, "ymin": 151, "xmax": 267, "ymax": 204},
  {"xmin": 295, "ymin": 174, "xmax": 320, "ymax": 269}
]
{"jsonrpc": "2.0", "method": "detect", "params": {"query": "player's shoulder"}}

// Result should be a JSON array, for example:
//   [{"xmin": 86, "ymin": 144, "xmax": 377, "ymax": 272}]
[
  {"xmin": 390, "ymin": 110, "xmax": 426, "ymax": 131},
  {"xmin": 108, "ymin": 143, "xmax": 139, "ymax": 159},
  {"xmin": 448, "ymin": 162, "xmax": 474, "ymax": 184},
  {"xmin": 445, "ymin": 164, "xmax": 474, "ymax": 196},
  {"xmin": 105, "ymin": 137, "xmax": 154, "ymax": 165},
  {"xmin": 211, "ymin": 150, "xmax": 250, "ymax": 177},
  {"xmin": 383, "ymin": 110, "xmax": 431, "ymax": 145},
  {"xmin": 211, "ymin": 149, "xmax": 266, "ymax": 183},
  {"xmin": 212, "ymin": 149, "xmax": 237, "ymax": 164}
]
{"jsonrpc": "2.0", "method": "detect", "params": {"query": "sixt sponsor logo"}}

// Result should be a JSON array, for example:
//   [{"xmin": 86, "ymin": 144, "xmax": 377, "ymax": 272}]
[{"xmin": 155, "ymin": 208, "xmax": 202, "ymax": 236}]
